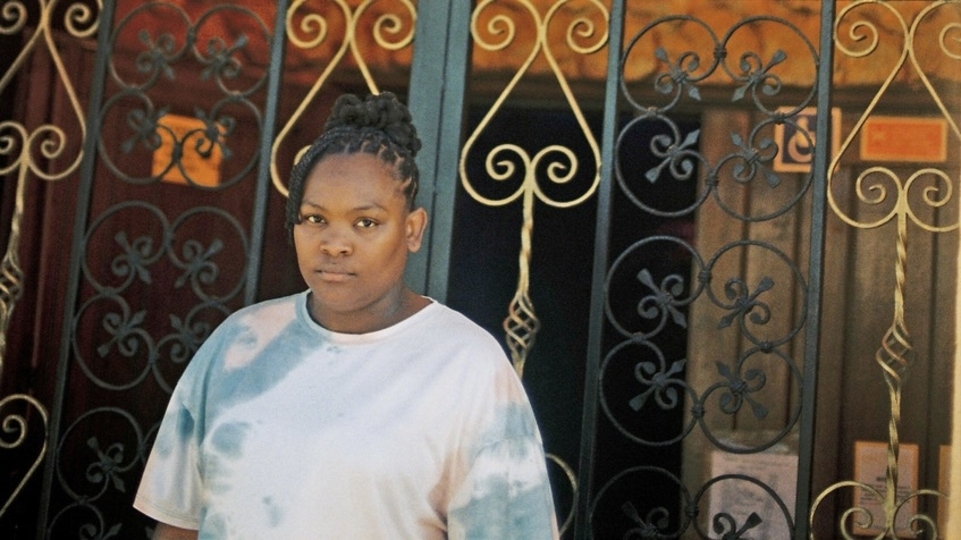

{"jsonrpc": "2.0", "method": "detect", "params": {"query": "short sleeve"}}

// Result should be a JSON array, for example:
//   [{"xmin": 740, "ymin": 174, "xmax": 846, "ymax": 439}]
[
  {"xmin": 133, "ymin": 381, "xmax": 204, "ymax": 529},
  {"xmin": 447, "ymin": 435, "xmax": 559, "ymax": 540}
]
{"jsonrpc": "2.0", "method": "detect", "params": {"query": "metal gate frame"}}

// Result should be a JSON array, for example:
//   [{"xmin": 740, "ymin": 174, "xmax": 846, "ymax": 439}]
[{"xmin": 0, "ymin": 1, "xmax": 956, "ymax": 538}]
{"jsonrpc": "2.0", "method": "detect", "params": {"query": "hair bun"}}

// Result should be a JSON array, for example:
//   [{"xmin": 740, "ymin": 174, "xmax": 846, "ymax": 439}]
[{"xmin": 325, "ymin": 92, "xmax": 421, "ymax": 157}]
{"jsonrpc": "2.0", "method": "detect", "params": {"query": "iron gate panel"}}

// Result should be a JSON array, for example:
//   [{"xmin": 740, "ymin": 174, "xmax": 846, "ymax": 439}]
[
  {"xmin": 583, "ymin": 3, "xmax": 824, "ymax": 538},
  {"xmin": 38, "ymin": 2, "xmax": 283, "ymax": 537}
]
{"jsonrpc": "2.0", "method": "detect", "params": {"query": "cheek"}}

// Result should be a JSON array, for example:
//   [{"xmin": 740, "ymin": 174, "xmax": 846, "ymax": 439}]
[
  {"xmin": 292, "ymin": 233, "xmax": 305, "ymax": 257},
  {"xmin": 376, "ymin": 235, "xmax": 410, "ymax": 269},
  {"xmin": 293, "ymin": 231, "xmax": 315, "ymax": 264}
]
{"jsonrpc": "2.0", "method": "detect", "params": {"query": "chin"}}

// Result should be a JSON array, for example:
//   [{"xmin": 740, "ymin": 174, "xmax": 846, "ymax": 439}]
[{"xmin": 311, "ymin": 292, "xmax": 368, "ymax": 313}]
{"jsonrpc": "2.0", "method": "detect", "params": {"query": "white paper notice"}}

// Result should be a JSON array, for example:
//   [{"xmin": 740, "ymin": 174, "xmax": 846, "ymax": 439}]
[{"xmin": 707, "ymin": 451, "xmax": 798, "ymax": 538}]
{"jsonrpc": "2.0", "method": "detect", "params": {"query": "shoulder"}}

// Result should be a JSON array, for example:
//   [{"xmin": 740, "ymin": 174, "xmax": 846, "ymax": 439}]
[
  {"xmin": 421, "ymin": 303, "xmax": 504, "ymax": 350},
  {"xmin": 223, "ymin": 291, "xmax": 303, "ymax": 327},
  {"xmin": 410, "ymin": 303, "xmax": 513, "ymax": 371},
  {"xmin": 202, "ymin": 292, "xmax": 304, "ymax": 345},
  {"xmin": 179, "ymin": 292, "xmax": 306, "ymax": 378},
  {"xmin": 413, "ymin": 302, "xmax": 530, "ymax": 401}
]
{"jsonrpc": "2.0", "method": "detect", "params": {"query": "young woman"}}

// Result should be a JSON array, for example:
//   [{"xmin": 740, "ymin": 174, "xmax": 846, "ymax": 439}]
[{"xmin": 134, "ymin": 92, "xmax": 559, "ymax": 539}]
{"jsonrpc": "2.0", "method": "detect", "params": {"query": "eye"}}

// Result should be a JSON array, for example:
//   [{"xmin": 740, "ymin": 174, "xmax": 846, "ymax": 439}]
[
  {"xmin": 356, "ymin": 218, "xmax": 378, "ymax": 229},
  {"xmin": 300, "ymin": 214, "xmax": 325, "ymax": 225}
]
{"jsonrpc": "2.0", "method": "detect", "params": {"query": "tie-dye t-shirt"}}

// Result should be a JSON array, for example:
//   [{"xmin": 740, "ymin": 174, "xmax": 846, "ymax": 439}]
[{"xmin": 134, "ymin": 291, "xmax": 558, "ymax": 539}]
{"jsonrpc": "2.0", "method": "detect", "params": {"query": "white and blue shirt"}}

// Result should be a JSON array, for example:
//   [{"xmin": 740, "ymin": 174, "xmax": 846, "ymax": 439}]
[{"xmin": 134, "ymin": 291, "xmax": 558, "ymax": 539}]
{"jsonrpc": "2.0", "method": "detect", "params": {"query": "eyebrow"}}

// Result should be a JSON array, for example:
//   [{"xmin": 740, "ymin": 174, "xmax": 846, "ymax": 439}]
[{"xmin": 299, "ymin": 200, "xmax": 390, "ymax": 213}]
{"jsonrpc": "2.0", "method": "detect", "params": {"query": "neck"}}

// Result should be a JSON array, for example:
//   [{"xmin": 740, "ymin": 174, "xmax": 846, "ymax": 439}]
[{"xmin": 308, "ymin": 288, "xmax": 429, "ymax": 334}]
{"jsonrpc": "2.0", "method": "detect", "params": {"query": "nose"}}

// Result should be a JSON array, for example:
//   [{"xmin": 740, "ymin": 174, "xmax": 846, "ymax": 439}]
[{"xmin": 319, "ymin": 227, "xmax": 352, "ymax": 256}]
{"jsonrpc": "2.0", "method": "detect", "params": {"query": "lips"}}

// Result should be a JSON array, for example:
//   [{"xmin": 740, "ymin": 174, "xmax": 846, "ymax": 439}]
[{"xmin": 318, "ymin": 268, "xmax": 353, "ymax": 282}]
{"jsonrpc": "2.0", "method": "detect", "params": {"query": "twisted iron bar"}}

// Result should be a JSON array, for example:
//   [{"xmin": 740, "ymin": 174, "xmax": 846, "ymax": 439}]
[
  {"xmin": 874, "ymin": 213, "xmax": 913, "ymax": 534},
  {"xmin": 0, "ymin": 162, "xmax": 26, "ymax": 370},
  {"xmin": 503, "ymin": 184, "xmax": 539, "ymax": 379}
]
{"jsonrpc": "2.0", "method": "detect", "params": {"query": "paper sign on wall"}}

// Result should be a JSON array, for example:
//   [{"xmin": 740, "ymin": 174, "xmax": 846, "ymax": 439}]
[{"xmin": 707, "ymin": 450, "xmax": 798, "ymax": 538}]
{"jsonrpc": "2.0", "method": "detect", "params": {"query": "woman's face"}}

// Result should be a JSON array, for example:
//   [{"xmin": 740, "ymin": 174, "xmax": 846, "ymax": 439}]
[{"xmin": 293, "ymin": 152, "xmax": 426, "ymax": 333}]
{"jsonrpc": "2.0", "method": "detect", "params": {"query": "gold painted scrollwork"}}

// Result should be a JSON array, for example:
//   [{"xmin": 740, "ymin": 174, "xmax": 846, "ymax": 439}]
[
  {"xmin": 814, "ymin": 1, "xmax": 958, "ymax": 537},
  {"xmin": 462, "ymin": 0, "xmax": 606, "ymax": 377},
  {"xmin": 0, "ymin": 0, "xmax": 99, "ymax": 520},
  {"xmin": 271, "ymin": 0, "xmax": 417, "ymax": 197},
  {"xmin": 461, "ymin": 2, "xmax": 607, "ymax": 535},
  {"xmin": 0, "ymin": 393, "xmax": 49, "ymax": 518},
  {"xmin": 547, "ymin": 451, "xmax": 578, "ymax": 534}
]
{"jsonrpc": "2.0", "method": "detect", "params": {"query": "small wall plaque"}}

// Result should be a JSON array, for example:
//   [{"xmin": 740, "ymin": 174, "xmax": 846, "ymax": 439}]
[
  {"xmin": 773, "ymin": 106, "xmax": 841, "ymax": 173},
  {"xmin": 152, "ymin": 114, "xmax": 223, "ymax": 187},
  {"xmin": 860, "ymin": 116, "xmax": 947, "ymax": 163}
]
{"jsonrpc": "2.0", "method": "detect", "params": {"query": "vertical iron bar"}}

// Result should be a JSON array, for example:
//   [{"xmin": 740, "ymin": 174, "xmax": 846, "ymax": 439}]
[
  {"xmin": 574, "ymin": 0, "xmax": 625, "ymax": 537},
  {"xmin": 406, "ymin": 0, "xmax": 472, "ymax": 302},
  {"xmin": 246, "ymin": 0, "xmax": 291, "ymax": 305},
  {"xmin": 794, "ymin": 1, "xmax": 835, "ymax": 537},
  {"xmin": 35, "ymin": 0, "xmax": 118, "ymax": 537},
  {"xmin": 405, "ymin": 0, "xmax": 453, "ymax": 296}
]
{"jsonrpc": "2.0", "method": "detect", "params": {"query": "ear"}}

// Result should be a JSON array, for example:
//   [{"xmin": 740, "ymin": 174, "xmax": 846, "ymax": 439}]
[{"xmin": 405, "ymin": 207, "xmax": 428, "ymax": 253}]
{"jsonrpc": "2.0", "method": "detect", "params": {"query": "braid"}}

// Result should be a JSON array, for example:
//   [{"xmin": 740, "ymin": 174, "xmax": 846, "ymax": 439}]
[{"xmin": 285, "ymin": 92, "xmax": 421, "ymax": 241}]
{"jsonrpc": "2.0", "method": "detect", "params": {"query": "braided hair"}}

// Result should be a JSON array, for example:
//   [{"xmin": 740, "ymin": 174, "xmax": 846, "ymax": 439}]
[{"xmin": 285, "ymin": 92, "xmax": 422, "ymax": 241}]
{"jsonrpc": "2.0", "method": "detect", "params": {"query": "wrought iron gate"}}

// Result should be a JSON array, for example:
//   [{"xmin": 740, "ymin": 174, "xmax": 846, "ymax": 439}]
[{"xmin": 1, "ymin": 1, "xmax": 958, "ymax": 538}]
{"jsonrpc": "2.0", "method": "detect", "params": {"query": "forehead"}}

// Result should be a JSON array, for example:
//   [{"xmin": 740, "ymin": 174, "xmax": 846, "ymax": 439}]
[{"xmin": 303, "ymin": 152, "xmax": 402, "ymax": 202}]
